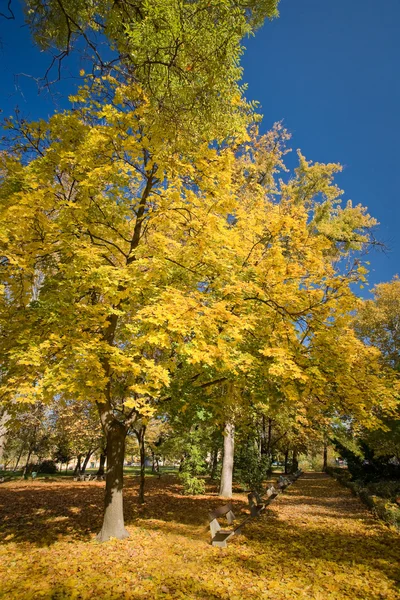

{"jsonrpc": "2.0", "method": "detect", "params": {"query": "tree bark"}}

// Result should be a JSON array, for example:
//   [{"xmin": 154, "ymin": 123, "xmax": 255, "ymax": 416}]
[
  {"xmin": 210, "ymin": 446, "xmax": 219, "ymax": 480},
  {"xmin": 260, "ymin": 415, "xmax": 267, "ymax": 455},
  {"xmin": 22, "ymin": 448, "xmax": 32, "ymax": 479},
  {"xmin": 323, "ymin": 442, "xmax": 328, "ymax": 472},
  {"xmin": 96, "ymin": 421, "xmax": 129, "ymax": 542},
  {"xmin": 13, "ymin": 445, "xmax": 24, "ymax": 472},
  {"xmin": 73, "ymin": 454, "xmax": 82, "ymax": 476},
  {"xmin": 292, "ymin": 449, "xmax": 299, "ymax": 473},
  {"xmin": 96, "ymin": 449, "xmax": 107, "ymax": 477},
  {"xmin": 135, "ymin": 425, "xmax": 146, "ymax": 504},
  {"xmin": 81, "ymin": 447, "xmax": 96, "ymax": 474},
  {"xmin": 284, "ymin": 448, "xmax": 289, "ymax": 474},
  {"xmin": 219, "ymin": 422, "xmax": 234, "ymax": 498}
]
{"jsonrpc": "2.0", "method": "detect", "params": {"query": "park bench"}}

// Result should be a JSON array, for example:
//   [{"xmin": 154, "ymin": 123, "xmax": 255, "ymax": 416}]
[
  {"xmin": 248, "ymin": 485, "xmax": 279, "ymax": 517},
  {"xmin": 209, "ymin": 504, "xmax": 251, "ymax": 548},
  {"xmin": 277, "ymin": 476, "xmax": 290, "ymax": 490},
  {"xmin": 277, "ymin": 469, "xmax": 302, "ymax": 490},
  {"xmin": 73, "ymin": 473, "xmax": 105, "ymax": 481}
]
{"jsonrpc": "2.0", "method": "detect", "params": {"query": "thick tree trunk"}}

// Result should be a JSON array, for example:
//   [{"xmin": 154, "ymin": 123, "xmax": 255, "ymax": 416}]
[
  {"xmin": 96, "ymin": 449, "xmax": 107, "ymax": 477},
  {"xmin": 97, "ymin": 421, "xmax": 129, "ymax": 542},
  {"xmin": 323, "ymin": 442, "xmax": 328, "ymax": 472},
  {"xmin": 81, "ymin": 448, "xmax": 95, "ymax": 474},
  {"xmin": 284, "ymin": 448, "xmax": 289, "ymax": 474},
  {"xmin": 219, "ymin": 422, "xmax": 234, "ymax": 498}
]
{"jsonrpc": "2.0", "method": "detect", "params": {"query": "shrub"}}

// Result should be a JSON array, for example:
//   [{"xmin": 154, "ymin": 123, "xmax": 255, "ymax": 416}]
[
  {"xmin": 39, "ymin": 460, "xmax": 58, "ymax": 474},
  {"xmin": 179, "ymin": 472, "xmax": 205, "ymax": 495},
  {"xmin": 234, "ymin": 443, "xmax": 271, "ymax": 491}
]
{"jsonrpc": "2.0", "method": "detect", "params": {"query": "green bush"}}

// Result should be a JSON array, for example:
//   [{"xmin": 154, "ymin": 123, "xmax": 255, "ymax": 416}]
[
  {"xmin": 234, "ymin": 443, "xmax": 271, "ymax": 491},
  {"xmin": 179, "ymin": 472, "xmax": 205, "ymax": 495},
  {"xmin": 39, "ymin": 459, "xmax": 58, "ymax": 474}
]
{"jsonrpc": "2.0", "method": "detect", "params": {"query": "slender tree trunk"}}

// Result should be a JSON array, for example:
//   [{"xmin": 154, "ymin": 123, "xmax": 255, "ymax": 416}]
[
  {"xmin": 97, "ymin": 421, "xmax": 129, "ymax": 542},
  {"xmin": 136, "ymin": 425, "xmax": 146, "ymax": 504},
  {"xmin": 284, "ymin": 448, "xmax": 289, "ymax": 474},
  {"xmin": 13, "ymin": 445, "xmax": 24, "ymax": 472},
  {"xmin": 260, "ymin": 415, "xmax": 267, "ymax": 455},
  {"xmin": 292, "ymin": 449, "xmax": 298, "ymax": 473},
  {"xmin": 81, "ymin": 447, "xmax": 96, "ymax": 474},
  {"xmin": 266, "ymin": 418, "xmax": 272, "ymax": 456},
  {"xmin": 210, "ymin": 447, "xmax": 219, "ymax": 480},
  {"xmin": 73, "ymin": 454, "xmax": 82, "ymax": 476},
  {"xmin": 96, "ymin": 449, "xmax": 107, "ymax": 477},
  {"xmin": 323, "ymin": 442, "xmax": 328, "ymax": 472},
  {"xmin": 178, "ymin": 456, "xmax": 185, "ymax": 472},
  {"xmin": 22, "ymin": 448, "xmax": 32, "ymax": 478},
  {"xmin": 219, "ymin": 422, "xmax": 234, "ymax": 497}
]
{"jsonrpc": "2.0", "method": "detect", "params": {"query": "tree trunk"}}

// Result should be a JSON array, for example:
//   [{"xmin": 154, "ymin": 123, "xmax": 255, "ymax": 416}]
[
  {"xmin": 96, "ymin": 449, "xmax": 107, "ymax": 476},
  {"xmin": 96, "ymin": 421, "xmax": 129, "ymax": 542},
  {"xmin": 73, "ymin": 454, "xmax": 82, "ymax": 476},
  {"xmin": 219, "ymin": 422, "xmax": 234, "ymax": 498},
  {"xmin": 22, "ymin": 448, "xmax": 32, "ymax": 478},
  {"xmin": 13, "ymin": 445, "xmax": 24, "ymax": 472},
  {"xmin": 284, "ymin": 448, "xmax": 289, "ymax": 474},
  {"xmin": 210, "ymin": 447, "xmax": 219, "ymax": 480},
  {"xmin": 266, "ymin": 418, "xmax": 272, "ymax": 456},
  {"xmin": 178, "ymin": 456, "xmax": 185, "ymax": 472},
  {"xmin": 260, "ymin": 415, "xmax": 267, "ymax": 455},
  {"xmin": 135, "ymin": 425, "xmax": 146, "ymax": 505},
  {"xmin": 292, "ymin": 449, "xmax": 298, "ymax": 473},
  {"xmin": 323, "ymin": 442, "xmax": 328, "ymax": 472},
  {"xmin": 81, "ymin": 448, "xmax": 95, "ymax": 474}
]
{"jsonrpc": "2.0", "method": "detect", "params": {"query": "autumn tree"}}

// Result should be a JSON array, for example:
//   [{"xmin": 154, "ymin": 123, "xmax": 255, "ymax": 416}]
[
  {"xmin": 0, "ymin": 0, "xmax": 285, "ymax": 540},
  {"xmin": 50, "ymin": 400, "xmax": 103, "ymax": 475},
  {"xmin": 349, "ymin": 278, "xmax": 400, "ymax": 465}
]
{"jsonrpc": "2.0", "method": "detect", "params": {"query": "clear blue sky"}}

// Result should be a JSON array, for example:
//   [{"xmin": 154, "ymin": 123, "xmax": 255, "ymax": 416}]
[{"xmin": 1, "ymin": 0, "xmax": 399, "ymax": 295}]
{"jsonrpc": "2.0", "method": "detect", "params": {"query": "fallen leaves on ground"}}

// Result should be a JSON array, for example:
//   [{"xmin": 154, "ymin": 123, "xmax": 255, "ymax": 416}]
[{"xmin": 0, "ymin": 473, "xmax": 399, "ymax": 599}]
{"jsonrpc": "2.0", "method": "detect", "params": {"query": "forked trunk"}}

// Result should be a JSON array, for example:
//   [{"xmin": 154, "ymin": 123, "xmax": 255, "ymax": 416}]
[
  {"xmin": 219, "ymin": 422, "xmax": 234, "ymax": 498},
  {"xmin": 81, "ymin": 448, "xmax": 95, "ymax": 474},
  {"xmin": 73, "ymin": 454, "xmax": 82, "ymax": 476},
  {"xmin": 97, "ymin": 421, "xmax": 129, "ymax": 542}
]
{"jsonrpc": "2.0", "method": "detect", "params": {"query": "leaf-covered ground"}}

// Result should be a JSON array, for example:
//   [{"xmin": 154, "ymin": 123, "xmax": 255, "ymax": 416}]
[{"xmin": 0, "ymin": 472, "xmax": 399, "ymax": 599}]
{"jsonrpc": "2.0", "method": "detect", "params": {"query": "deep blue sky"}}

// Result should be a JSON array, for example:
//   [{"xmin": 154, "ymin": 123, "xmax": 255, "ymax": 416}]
[{"xmin": 1, "ymin": 0, "xmax": 399, "ymax": 295}]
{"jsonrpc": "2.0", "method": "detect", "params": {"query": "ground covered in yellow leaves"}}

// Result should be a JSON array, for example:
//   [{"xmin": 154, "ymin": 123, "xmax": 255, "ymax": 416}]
[{"xmin": 0, "ymin": 473, "xmax": 399, "ymax": 599}]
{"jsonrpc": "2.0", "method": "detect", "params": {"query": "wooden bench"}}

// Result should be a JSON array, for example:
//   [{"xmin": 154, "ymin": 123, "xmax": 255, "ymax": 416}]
[
  {"xmin": 248, "ymin": 485, "xmax": 279, "ymax": 517},
  {"xmin": 209, "ymin": 504, "xmax": 251, "ymax": 548}
]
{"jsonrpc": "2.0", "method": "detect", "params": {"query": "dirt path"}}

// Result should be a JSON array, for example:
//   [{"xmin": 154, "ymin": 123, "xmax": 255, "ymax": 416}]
[{"xmin": 0, "ymin": 472, "xmax": 399, "ymax": 599}]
